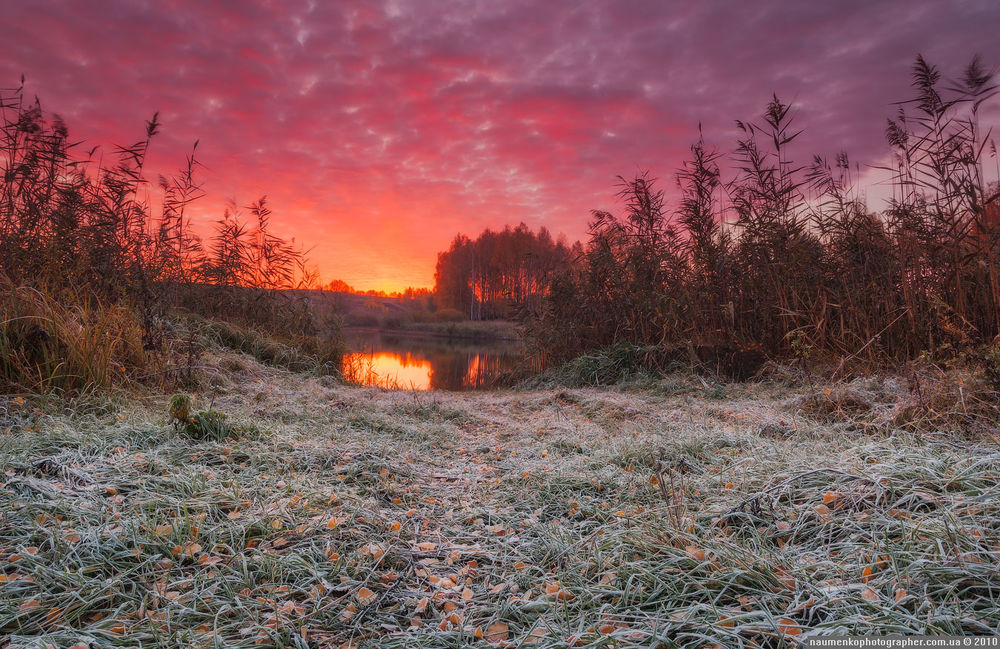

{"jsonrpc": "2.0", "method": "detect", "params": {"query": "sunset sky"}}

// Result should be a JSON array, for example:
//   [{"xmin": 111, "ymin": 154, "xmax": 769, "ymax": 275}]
[{"xmin": 3, "ymin": 0, "xmax": 998, "ymax": 292}]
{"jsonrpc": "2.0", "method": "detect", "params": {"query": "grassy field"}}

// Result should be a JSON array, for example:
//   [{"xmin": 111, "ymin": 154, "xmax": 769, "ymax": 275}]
[{"xmin": 1, "ymin": 351, "xmax": 999, "ymax": 648}]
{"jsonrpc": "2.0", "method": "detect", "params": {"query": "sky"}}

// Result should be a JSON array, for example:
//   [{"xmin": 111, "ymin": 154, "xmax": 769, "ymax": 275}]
[{"xmin": 2, "ymin": 0, "xmax": 998, "ymax": 291}]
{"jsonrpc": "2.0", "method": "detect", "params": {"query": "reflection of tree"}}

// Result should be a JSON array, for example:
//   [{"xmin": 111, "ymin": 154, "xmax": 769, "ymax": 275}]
[{"xmin": 424, "ymin": 349, "xmax": 518, "ymax": 390}]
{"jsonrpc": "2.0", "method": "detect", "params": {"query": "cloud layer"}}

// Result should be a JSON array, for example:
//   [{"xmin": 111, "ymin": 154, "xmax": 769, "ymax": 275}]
[{"xmin": 3, "ymin": 0, "xmax": 998, "ymax": 289}]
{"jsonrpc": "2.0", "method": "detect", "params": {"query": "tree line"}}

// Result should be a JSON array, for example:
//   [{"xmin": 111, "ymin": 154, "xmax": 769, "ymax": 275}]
[{"xmin": 433, "ymin": 223, "xmax": 580, "ymax": 320}]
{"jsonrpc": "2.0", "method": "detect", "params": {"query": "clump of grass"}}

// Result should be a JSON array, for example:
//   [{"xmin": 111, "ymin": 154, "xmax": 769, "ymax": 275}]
[
  {"xmin": 168, "ymin": 393, "xmax": 236, "ymax": 441},
  {"xmin": 890, "ymin": 362, "xmax": 1000, "ymax": 436}
]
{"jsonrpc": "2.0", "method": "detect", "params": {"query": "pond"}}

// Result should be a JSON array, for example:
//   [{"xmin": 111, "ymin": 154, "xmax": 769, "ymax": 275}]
[{"xmin": 340, "ymin": 328, "xmax": 531, "ymax": 390}]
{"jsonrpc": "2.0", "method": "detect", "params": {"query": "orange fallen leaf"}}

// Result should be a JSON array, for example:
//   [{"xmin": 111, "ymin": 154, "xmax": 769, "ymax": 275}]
[
  {"xmin": 485, "ymin": 621, "xmax": 509, "ymax": 643},
  {"xmin": 524, "ymin": 628, "xmax": 549, "ymax": 644},
  {"xmin": 357, "ymin": 587, "xmax": 377, "ymax": 606},
  {"xmin": 685, "ymin": 546, "xmax": 707, "ymax": 562},
  {"xmin": 861, "ymin": 587, "xmax": 879, "ymax": 602},
  {"xmin": 777, "ymin": 618, "xmax": 801, "ymax": 636},
  {"xmin": 861, "ymin": 565, "xmax": 873, "ymax": 582}
]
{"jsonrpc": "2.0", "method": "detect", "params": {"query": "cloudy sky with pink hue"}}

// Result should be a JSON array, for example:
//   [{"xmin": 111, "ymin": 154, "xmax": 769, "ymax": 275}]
[{"xmin": 2, "ymin": 0, "xmax": 998, "ymax": 290}]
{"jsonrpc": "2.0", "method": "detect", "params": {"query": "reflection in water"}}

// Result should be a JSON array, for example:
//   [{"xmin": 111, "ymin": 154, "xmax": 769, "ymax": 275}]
[
  {"xmin": 341, "ymin": 329, "xmax": 529, "ymax": 391},
  {"xmin": 343, "ymin": 351, "xmax": 433, "ymax": 390}
]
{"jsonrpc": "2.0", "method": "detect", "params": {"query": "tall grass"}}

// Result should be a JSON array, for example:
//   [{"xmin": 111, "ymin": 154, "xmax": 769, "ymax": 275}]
[
  {"xmin": 0, "ymin": 79, "xmax": 340, "ymax": 393},
  {"xmin": 0, "ymin": 280, "xmax": 147, "ymax": 392},
  {"xmin": 525, "ymin": 56, "xmax": 1000, "ymax": 374}
]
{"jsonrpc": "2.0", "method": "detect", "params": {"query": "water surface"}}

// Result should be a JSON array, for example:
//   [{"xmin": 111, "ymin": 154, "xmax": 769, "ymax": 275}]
[{"xmin": 341, "ymin": 329, "xmax": 528, "ymax": 390}]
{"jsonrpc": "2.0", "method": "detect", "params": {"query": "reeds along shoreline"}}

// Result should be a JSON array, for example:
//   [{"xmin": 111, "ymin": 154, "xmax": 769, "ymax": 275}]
[
  {"xmin": 0, "ymin": 80, "xmax": 339, "ymax": 393},
  {"xmin": 522, "ymin": 55, "xmax": 1000, "ymax": 373}
]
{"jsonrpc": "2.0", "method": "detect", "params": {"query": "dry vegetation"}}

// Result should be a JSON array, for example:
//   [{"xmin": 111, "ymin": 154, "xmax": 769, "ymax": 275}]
[
  {"xmin": 525, "ymin": 56, "xmax": 1000, "ymax": 370},
  {"xmin": 2, "ymin": 342, "xmax": 999, "ymax": 647},
  {"xmin": 0, "ymin": 79, "xmax": 340, "ymax": 395}
]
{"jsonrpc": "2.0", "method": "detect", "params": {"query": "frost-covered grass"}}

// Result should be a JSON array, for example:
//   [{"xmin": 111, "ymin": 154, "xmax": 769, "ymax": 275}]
[{"xmin": 1, "ymin": 357, "xmax": 999, "ymax": 648}]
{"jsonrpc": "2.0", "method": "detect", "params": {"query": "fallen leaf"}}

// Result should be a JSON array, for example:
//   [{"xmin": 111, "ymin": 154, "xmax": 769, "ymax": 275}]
[
  {"xmin": 357, "ymin": 587, "xmax": 377, "ymax": 606},
  {"xmin": 485, "ymin": 621, "xmax": 509, "ymax": 644},
  {"xmin": 777, "ymin": 618, "xmax": 801, "ymax": 636}
]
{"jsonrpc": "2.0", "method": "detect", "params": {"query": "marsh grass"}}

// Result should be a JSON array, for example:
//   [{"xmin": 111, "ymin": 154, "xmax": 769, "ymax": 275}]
[
  {"xmin": 525, "ymin": 56, "xmax": 1000, "ymax": 372},
  {"xmin": 0, "ymin": 80, "xmax": 340, "ymax": 395},
  {"xmin": 2, "ymin": 357, "xmax": 998, "ymax": 647}
]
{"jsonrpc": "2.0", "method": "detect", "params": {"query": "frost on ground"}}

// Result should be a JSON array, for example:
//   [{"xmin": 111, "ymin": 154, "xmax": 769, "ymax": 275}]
[{"xmin": 1, "ymin": 359, "xmax": 999, "ymax": 648}]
